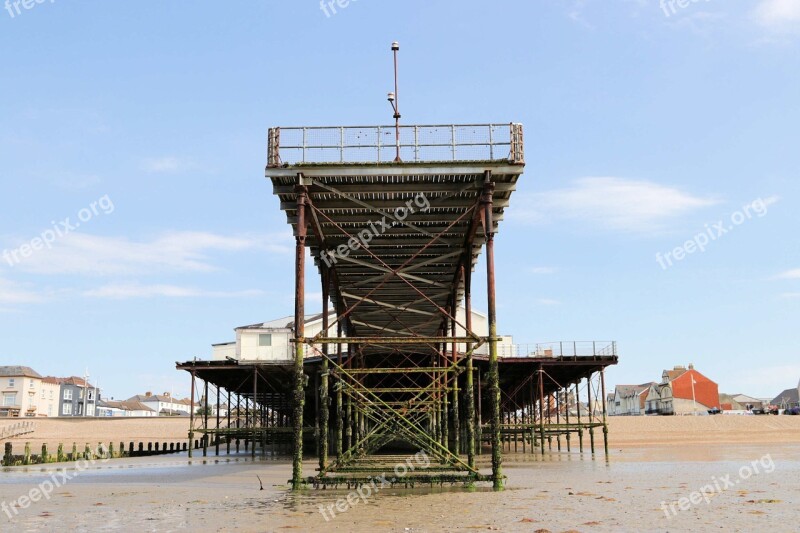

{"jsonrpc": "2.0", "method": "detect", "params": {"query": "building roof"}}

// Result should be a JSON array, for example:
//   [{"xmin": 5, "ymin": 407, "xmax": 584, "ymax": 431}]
[
  {"xmin": 127, "ymin": 393, "xmax": 191, "ymax": 404},
  {"xmin": 663, "ymin": 367, "xmax": 688, "ymax": 382},
  {"xmin": 771, "ymin": 388, "xmax": 800, "ymax": 406},
  {"xmin": 99, "ymin": 399, "xmax": 155, "ymax": 412},
  {"xmin": 0, "ymin": 366, "xmax": 42, "ymax": 378},
  {"xmin": 615, "ymin": 383, "xmax": 654, "ymax": 398},
  {"xmin": 236, "ymin": 313, "xmax": 335, "ymax": 331},
  {"xmin": 42, "ymin": 376, "xmax": 97, "ymax": 388}
]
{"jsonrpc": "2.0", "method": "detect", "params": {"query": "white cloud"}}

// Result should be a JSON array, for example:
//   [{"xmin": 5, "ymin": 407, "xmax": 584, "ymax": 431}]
[
  {"xmin": 83, "ymin": 284, "xmax": 264, "ymax": 300},
  {"xmin": 754, "ymin": 0, "xmax": 800, "ymax": 31},
  {"xmin": 11, "ymin": 231, "xmax": 292, "ymax": 276},
  {"xmin": 141, "ymin": 156, "xmax": 195, "ymax": 174},
  {"xmin": 536, "ymin": 298, "xmax": 561, "ymax": 306},
  {"xmin": 510, "ymin": 177, "xmax": 718, "ymax": 232},
  {"xmin": 530, "ymin": 267, "xmax": 557, "ymax": 275},
  {"xmin": 0, "ymin": 277, "xmax": 44, "ymax": 305},
  {"xmin": 776, "ymin": 269, "xmax": 800, "ymax": 280}
]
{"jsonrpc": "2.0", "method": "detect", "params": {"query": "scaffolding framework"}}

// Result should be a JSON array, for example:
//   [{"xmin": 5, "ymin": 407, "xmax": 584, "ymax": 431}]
[{"xmin": 177, "ymin": 123, "xmax": 617, "ymax": 490}]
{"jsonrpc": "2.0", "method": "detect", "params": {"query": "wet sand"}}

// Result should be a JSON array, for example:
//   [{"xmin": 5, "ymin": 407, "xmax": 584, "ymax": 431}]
[{"xmin": 2, "ymin": 417, "xmax": 799, "ymax": 532}]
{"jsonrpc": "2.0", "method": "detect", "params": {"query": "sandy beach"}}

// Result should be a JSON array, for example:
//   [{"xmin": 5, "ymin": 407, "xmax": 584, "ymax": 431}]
[
  {"xmin": 1, "ymin": 416, "xmax": 799, "ymax": 532},
  {"xmin": 5, "ymin": 414, "xmax": 800, "ymax": 451}
]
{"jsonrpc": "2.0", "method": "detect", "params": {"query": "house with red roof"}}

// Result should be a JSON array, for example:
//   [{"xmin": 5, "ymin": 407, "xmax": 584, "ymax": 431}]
[{"xmin": 645, "ymin": 364, "xmax": 720, "ymax": 415}]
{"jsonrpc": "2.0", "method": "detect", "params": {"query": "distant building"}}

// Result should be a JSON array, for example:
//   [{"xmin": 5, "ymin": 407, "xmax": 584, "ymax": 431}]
[
  {"xmin": 212, "ymin": 308, "xmax": 505, "ymax": 362},
  {"xmin": 39, "ymin": 377, "xmax": 61, "ymax": 417},
  {"xmin": 771, "ymin": 379, "xmax": 800, "ymax": 410},
  {"xmin": 610, "ymin": 383, "xmax": 656, "ymax": 416},
  {"xmin": 97, "ymin": 399, "xmax": 156, "ymax": 417},
  {"xmin": 1, "ymin": 366, "xmax": 107, "ymax": 417},
  {"xmin": 126, "ymin": 392, "xmax": 190, "ymax": 416},
  {"xmin": 0, "ymin": 366, "xmax": 42, "ymax": 417},
  {"xmin": 719, "ymin": 393, "xmax": 766, "ymax": 412},
  {"xmin": 645, "ymin": 365, "xmax": 720, "ymax": 415},
  {"xmin": 50, "ymin": 376, "xmax": 100, "ymax": 416}
]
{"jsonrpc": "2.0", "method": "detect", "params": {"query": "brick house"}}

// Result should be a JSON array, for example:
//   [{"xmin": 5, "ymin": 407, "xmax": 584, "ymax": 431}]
[{"xmin": 645, "ymin": 364, "xmax": 720, "ymax": 415}]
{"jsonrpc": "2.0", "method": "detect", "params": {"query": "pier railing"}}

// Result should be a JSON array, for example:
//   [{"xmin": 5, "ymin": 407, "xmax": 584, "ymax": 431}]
[
  {"xmin": 267, "ymin": 123, "xmax": 524, "ymax": 166},
  {"xmin": 497, "ymin": 341, "xmax": 617, "ymax": 359}
]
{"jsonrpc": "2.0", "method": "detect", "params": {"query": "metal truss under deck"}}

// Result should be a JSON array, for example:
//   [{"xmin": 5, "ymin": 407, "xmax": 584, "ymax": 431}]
[{"xmin": 174, "ymin": 124, "xmax": 618, "ymax": 492}]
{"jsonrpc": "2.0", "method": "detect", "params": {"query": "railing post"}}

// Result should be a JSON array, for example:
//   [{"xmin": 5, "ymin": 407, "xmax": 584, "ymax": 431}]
[
  {"xmin": 302, "ymin": 127, "xmax": 307, "ymax": 164},
  {"xmin": 377, "ymin": 126, "xmax": 382, "ymax": 163}
]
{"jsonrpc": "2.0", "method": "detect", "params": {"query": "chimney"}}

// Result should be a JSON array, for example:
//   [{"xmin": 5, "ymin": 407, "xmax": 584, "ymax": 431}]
[
  {"xmin": 688, "ymin": 363, "xmax": 694, "ymax": 370},
  {"xmin": 164, "ymin": 392, "xmax": 170, "ymax": 398},
  {"xmin": 145, "ymin": 391, "xmax": 152, "ymax": 397}
]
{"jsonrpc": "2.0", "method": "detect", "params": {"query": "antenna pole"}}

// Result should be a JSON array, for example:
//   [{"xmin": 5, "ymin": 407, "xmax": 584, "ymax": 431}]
[{"xmin": 392, "ymin": 41, "xmax": 401, "ymax": 162}]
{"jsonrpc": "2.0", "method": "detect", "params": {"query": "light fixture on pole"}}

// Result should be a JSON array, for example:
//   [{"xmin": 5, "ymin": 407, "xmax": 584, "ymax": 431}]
[{"xmin": 388, "ymin": 41, "xmax": 401, "ymax": 162}]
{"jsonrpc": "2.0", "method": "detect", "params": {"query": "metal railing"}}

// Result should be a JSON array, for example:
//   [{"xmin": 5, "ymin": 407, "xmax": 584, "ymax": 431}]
[
  {"xmin": 0, "ymin": 420, "xmax": 35, "ymax": 440},
  {"xmin": 267, "ymin": 123, "xmax": 524, "ymax": 166},
  {"xmin": 496, "ymin": 341, "xmax": 617, "ymax": 359}
]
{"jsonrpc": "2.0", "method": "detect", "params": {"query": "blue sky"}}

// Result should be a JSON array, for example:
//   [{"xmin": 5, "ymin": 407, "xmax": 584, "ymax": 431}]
[{"xmin": 1, "ymin": 0, "xmax": 798, "ymax": 400}]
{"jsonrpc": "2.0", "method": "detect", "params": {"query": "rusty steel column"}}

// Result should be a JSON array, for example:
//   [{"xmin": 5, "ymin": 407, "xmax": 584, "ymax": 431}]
[
  {"xmin": 463, "ymin": 265, "xmax": 475, "ymax": 469},
  {"xmin": 335, "ymin": 322, "xmax": 343, "ymax": 457},
  {"xmin": 601, "ymin": 368, "xmax": 609, "ymax": 459},
  {"xmin": 252, "ymin": 368, "xmax": 258, "ymax": 458},
  {"xmin": 482, "ymin": 176, "xmax": 502, "ymax": 490},
  {"xmin": 203, "ymin": 380, "xmax": 209, "ymax": 457},
  {"xmin": 538, "ymin": 366, "xmax": 545, "ymax": 455},
  {"xmin": 576, "ymin": 382, "xmax": 584, "ymax": 453},
  {"xmin": 188, "ymin": 369, "xmax": 196, "ymax": 458},
  {"xmin": 319, "ymin": 269, "xmax": 330, "ymax": 472},
  {"xmin": 588, "ymin": 373, "xmax": 595, "ymax": 456},
  {"xmin": 477, "ymin": 368, "xmax": 482, "ymax": 455},
  {"xmin": 215, "ymin": 385, "xmax": 221, "ymax": 456},
  {"xmin": 292, "ymin": 181, "xmax": 308, "ymax": 490},
  {"xmin": 451, "ymin": 308, "xmax": 460, "ymax": 455}
]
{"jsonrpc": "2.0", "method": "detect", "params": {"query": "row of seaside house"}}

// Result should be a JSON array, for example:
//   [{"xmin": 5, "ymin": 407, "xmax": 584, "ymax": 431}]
[
  {"xmin": 610, "ymin": 364, "xmax": 800, "ymax": 415},
  {"xmin": 0, "ymin": 365, "xmax": 211, "ymax": 418}
]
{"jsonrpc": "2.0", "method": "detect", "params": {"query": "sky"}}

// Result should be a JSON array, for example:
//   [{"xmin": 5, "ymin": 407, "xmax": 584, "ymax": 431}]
[{"xmin": 0, "ymin": 0, "xmax": 798, "ymax": 401}]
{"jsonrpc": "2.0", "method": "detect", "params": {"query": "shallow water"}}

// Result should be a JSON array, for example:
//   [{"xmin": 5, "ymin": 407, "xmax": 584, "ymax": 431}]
[{"xmin": 1, "ymin": 444, "xmax": 798, "ymax": 532}]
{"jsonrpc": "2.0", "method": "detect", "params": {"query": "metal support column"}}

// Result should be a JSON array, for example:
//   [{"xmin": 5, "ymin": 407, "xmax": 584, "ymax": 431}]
[
  {"xmin": 482, "ymin": 176, "xmax": 502, "ymax": 490},
  {"xmin": 292, "ymin": 180, "xmax": 308, "ymax": 490}
]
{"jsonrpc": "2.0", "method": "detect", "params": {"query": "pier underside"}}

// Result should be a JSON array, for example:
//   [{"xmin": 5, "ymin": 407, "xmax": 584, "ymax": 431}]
[{"xmin": 177, "ymin": 124, "xmax": 618, "ymax": 490}]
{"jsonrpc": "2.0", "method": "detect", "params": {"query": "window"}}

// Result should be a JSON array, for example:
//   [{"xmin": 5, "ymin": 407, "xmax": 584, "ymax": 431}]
[
  {"xmin": 29, "ymin": 380, "xmax": 35, "ymax": 389},
  {"xmin": 8, "ymin": 378, "xmax": 14, "ymax": 387},
  {"xmin": 41, "ymin": 389, "xmax": 45, "ymax": 399},
  {"xmin": 88, "ymin": 390, "xmax": 95, "ymax": 400},
  {"xmin": 79, "ymin": 389, "xmax": 84, "ymax": 399},
  {"xmin": 3, "ymin": 393, "xmax": 16, "ymax": 407},
  {"xmin": 258, "ymin": 334, "xmax": 272, "ymax": 347},
  {"xmin": 47, "ymin": 405, "xmax": 53, "ymax": 417},
  {"xmin": 49, "ymin": 390, "xmax": 53, "ymax": 400},
  {"xmin": 63, "ymin": 403, "xmax": 72, "ymax": 415},
  {"xmin": 64, "ymin": 389, "xmax": 73, "ymax": 400}
]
